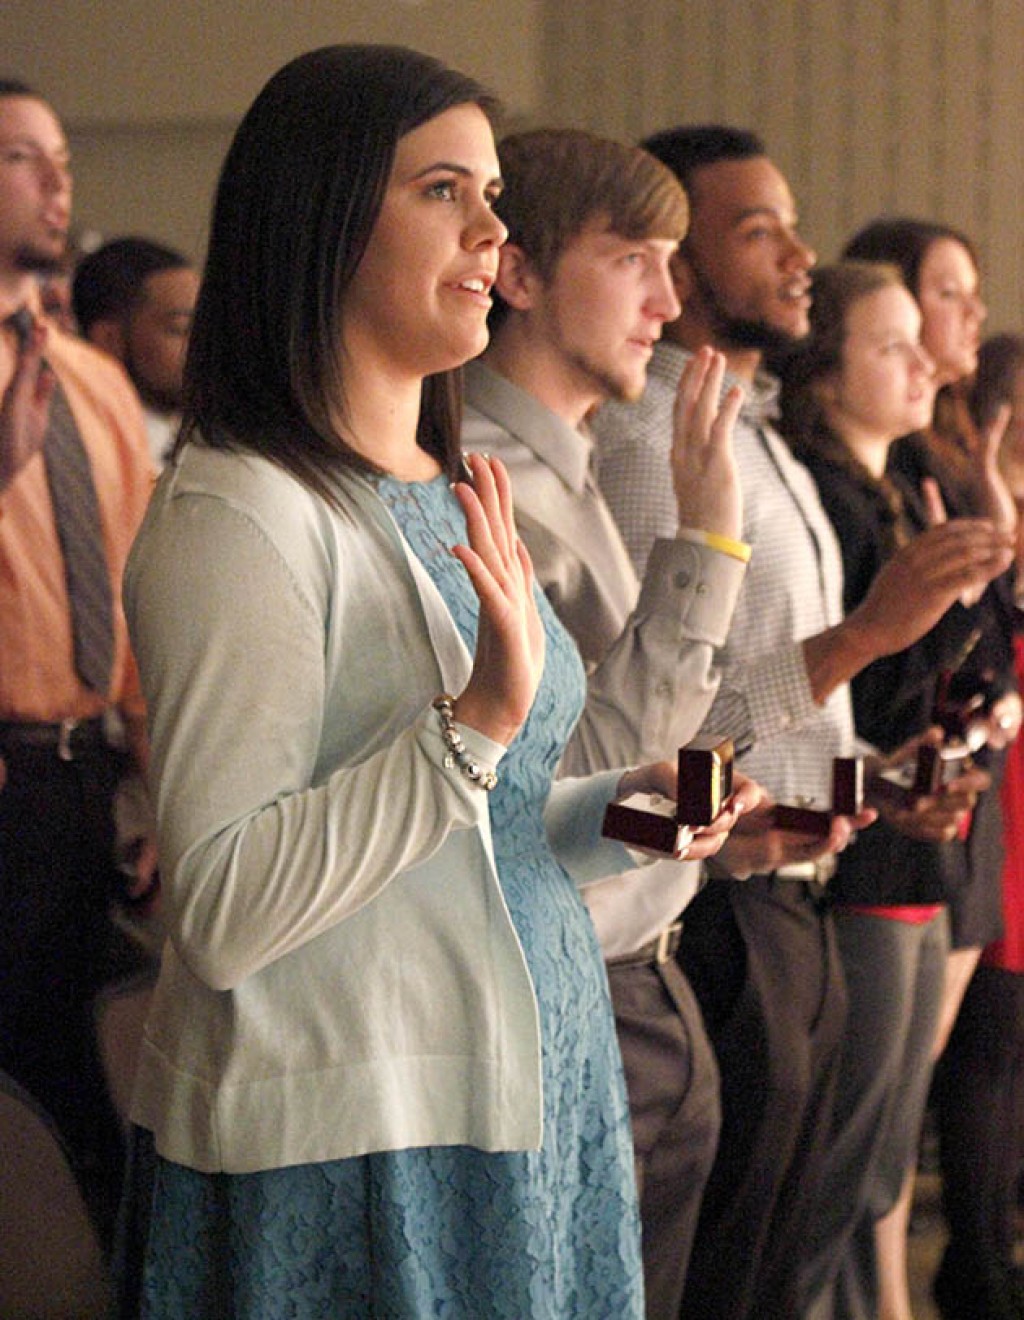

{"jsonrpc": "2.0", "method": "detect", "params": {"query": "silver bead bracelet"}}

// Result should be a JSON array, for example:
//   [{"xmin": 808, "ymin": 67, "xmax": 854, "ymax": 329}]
[{"xmin": 432, "ymin": 694, "xmax": 498, "ymax": 792}]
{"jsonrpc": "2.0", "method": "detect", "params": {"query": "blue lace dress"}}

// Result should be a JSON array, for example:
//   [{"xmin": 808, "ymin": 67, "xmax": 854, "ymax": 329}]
[{"xmin": 133, "ymin": 476, "xmax": 642, "ymax": 1318}]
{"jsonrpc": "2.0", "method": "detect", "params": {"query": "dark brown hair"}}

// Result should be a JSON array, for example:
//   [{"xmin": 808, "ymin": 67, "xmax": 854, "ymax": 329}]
[
  {"xmin": 180, "ymin": 45, "xmax": 498, "ymax": 495},
  {"xmin": 779, "ymin": 261, "xmax": 912, "ymax": 550},
  {"xmin": 843, "ymin": 217, "xmax": 978, "ymax": 299},
  {"xmin": 72, "ymin": 237, "xmax": 191, "ymax": 332},
  {"xmin": 845, "ymin": 216, "xmax": 989, "ymax": 504}
]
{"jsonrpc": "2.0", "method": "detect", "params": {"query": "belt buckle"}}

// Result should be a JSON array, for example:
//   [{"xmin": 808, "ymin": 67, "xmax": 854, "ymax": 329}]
[
  {"xmin": 773, "ymin": 861, "xmax": 814, "ymax": 881},
  {"xmin": 655, "ymin": 921, "xmax": 682, "ymax": 964},
  {"xmin": 57, "ymin": 717, "xmax": 79, "ymax": 762}
]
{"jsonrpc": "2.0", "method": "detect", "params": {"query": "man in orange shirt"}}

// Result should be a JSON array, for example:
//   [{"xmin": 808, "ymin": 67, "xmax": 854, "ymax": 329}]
[{"xmin": 0, "ymin": 78, "xmax": 155, "ymax": 1246}]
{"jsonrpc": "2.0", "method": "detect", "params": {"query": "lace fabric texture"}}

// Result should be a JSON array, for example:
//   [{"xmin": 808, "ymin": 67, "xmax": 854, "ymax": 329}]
[{"xmin": 138, "ymin": 476, "xmax": 642, "ymax": 1317}]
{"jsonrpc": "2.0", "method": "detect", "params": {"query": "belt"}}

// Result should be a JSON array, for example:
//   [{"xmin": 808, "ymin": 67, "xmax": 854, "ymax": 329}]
[
  {"xmin": 773, "ymin": 855, "xmax": 837, "ymax": 886},
  {"xmin": 0, "ymin": 716, "xmax": 108, "ymax": 762},
  {"xmin": 606, "ymin": 921, "xmax": 682, "ymax": 969}
]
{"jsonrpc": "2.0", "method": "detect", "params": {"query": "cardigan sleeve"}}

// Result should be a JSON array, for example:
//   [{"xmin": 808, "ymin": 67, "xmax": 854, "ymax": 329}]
[
  {"xmin": 124, "ymin": 483, "xmax": 503, "ymax": 991},
  {"xmin": 543, "ymin": 770, "xmax": 637, "ymax": 885}
]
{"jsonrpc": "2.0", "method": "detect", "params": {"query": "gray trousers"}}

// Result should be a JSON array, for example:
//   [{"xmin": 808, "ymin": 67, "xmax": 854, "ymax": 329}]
[
  {"xmin": 800, "ymin": 906, "xmax": 949, "ymax": 1320},
  {"xmin": 607, "ymin": 950, "xmax": 720, "ymax": 1320},
  {"xmin": 676, "ymin": 877, "xmax": 848, "ymax": 1320}
]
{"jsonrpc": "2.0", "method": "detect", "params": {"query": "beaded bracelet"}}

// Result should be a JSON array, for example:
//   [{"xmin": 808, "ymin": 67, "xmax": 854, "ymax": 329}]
[{"xmin": 432, "ymin": 694, "xmax": 498, "ymax": 792}]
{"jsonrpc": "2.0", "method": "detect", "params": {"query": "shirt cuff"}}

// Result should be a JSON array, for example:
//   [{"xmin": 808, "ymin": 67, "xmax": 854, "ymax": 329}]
[
  {"xmin": 743, "ymin": 641, "xmax": 824, "ymax": 742},
  {"xmin": 453, "ymin": 719, "xmax": 507, "ymax": 770},
  {"xmin": 640, "ymin": 537, "xmax": 748, "ymax": 647}
]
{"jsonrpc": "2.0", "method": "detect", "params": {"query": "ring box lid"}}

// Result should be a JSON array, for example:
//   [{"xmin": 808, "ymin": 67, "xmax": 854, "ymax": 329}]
[
  {"xmin": 601, "ymin": 734, "xmax": 734, "ymax": 855},
  {"xmin": 871, "ymin": 740, "xmax": 971, "ymax": 807},
  {"xmin": 769, "ymin": 757, "xmax": 864, "ymax": 835}
]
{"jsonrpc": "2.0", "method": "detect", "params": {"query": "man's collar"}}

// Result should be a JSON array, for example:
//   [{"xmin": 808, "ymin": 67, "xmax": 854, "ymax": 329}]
[
  {"xmin": 735, "ymin": 366, "xmax": 779, "ymax": 427},
  {"xmin": 464, "ymin": 358, "xmax": 593, "ymax": 492},
  {"xmin": 653, "ymin": 340, "xmax": 779, "ymax": 426}
]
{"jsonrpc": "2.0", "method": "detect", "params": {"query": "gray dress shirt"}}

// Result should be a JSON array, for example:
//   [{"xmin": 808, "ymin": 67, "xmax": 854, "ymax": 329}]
[
  {"xmin": 595, "ymin": 341, "xmax": 856, "ymax": 807},
  {"xmin": 462, "ymin": 358, "xmax": 748, "ymax": 954}
]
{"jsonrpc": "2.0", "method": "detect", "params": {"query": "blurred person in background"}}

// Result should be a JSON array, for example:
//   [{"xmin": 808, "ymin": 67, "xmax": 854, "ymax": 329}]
[
  {"xmin": 930, "ymin": 331, "xmax": 1024, "ymax": 1320},
  {"xmin": 845, "ymin": 218, "xmax": 1021, "ymax": 1320},
  {"xmin": 73, "ymin": 236, "xmax": 197, "ymax": 470}
]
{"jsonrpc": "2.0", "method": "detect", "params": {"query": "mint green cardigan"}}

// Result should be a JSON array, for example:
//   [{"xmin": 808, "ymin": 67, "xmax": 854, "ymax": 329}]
[{"xmin": 123, "ymin": 445, "xmax": 631, "ymax": 1173}]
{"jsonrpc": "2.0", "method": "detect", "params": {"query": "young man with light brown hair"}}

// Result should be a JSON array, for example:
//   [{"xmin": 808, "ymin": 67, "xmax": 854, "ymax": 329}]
[{"xmin": 463, "ymin": 126, "xmax": 775, "ymax": 1318}]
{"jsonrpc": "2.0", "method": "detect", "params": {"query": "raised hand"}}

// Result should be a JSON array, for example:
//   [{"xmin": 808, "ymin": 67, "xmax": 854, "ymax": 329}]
[
  {"xmin": 982, "ymin": 690, "xmax": 1023, "ymax": 750},
  {"xmin": 0, "ymin": 314, "xmax": 54, "ymax": 492},
  {"xmin": 921, "ymin": 461, "xmax": 1014, "ymax": 607},
  {"xmin": 920, "ymin": 475, "xmax": 948, "ymax": 527},
  {"xmin": 943, "ymin": 403, "xmax": 1020, "ymax": 534},
  {"xmin": 670, "ymin": 345, "xmax": 745, "ymax": 540},
  {"xmin": 450, "ymin": 453, "xmax": 545, "ymax": 748},
  {"xmin": 976, "ymin": 403, "xmax": 1018, "ymax": 532},
  {"xmin": 847, "ymin": 516, "xmax": 1014, "ymax": 657}
]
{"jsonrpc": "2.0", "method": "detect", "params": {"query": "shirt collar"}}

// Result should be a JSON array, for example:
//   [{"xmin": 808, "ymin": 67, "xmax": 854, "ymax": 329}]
[
  {"xmin": 651, "ymin": 339, "xmax": 780, "ymax": 427},
  {"xmin": 464, "ymin": 358, "xmax": 593, "ymax": 493}
]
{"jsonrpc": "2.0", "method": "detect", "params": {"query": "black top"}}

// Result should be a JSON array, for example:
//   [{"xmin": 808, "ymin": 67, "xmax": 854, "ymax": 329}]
[
  {"xmin": 802, "ymin": 449, "xmax": 976, "ymax": 906},
  {"xmin": 888, "ymin": 434, "xmax": 1016, "ymax": 943},
  {"xmin": 889, "ymin": 434, "xmax": 1017, "ymax": 715}
]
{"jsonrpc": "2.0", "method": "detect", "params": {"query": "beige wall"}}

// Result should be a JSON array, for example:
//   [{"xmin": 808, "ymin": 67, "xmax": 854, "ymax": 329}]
[
  {"xmin": 2, "ymin": 0, "xmax": 1021, "ymax": 329},
  {"xmin": 1, "ymin": 0, "xmax": 542, "ymax": 263},
  {"xmin": 543, "ymin": 0, "xmax": 1024, "ymax": 332}
]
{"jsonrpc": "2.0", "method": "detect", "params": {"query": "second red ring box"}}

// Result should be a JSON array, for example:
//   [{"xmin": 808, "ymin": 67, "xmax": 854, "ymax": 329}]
[{"xmin": 602, "ymin": 736, "xmax": 734, "ymax": 856}]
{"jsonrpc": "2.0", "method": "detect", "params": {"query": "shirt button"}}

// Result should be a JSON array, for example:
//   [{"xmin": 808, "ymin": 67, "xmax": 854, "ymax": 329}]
[
  {"xmin": 656, "ymin": 680, "xmax": 672, "ymax": 698},
  {"xmin": 696, "ymin": 582, "xmax": 708, "ymax": 596},
  {"xmin": 674, "ymin": 571, "xmax": 691, "ymax": 589}
]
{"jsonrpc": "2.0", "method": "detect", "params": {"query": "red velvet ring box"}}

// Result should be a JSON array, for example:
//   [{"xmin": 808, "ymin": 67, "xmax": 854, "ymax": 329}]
[
  {"xmin": 869, "ymin": 740, "xmax": 972, "ymax": 809},
  {"xmin": 602, "ymin": 735, "xmax": 734, "ymax": 856},
  {"xmin": 769, "ymin": 757, "xmax": 864, "ymax": 836}
]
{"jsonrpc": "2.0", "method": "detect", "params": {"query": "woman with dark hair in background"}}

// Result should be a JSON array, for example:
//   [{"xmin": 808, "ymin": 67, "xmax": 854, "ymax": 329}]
[
  {"xmin": 115, "ymin": 44, "xmax": 682, "ymax": 1317},
  {"xmin": 929, "ymin": 332, "xmax": 1024, "ymax": 1320},
  {"xmin": 844, "ymin": 218, "xmax": 1021, "ymax": 1320},
  {"xmin": 777, "ymin": 261, "xmax": 994, "ymax": 1320}
]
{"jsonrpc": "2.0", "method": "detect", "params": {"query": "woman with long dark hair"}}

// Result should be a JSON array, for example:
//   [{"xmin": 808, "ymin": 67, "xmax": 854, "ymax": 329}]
[
  {"xmin": 117, "ymin": 44, "xmax": 675, "ymax": 1316},
  {"xmin": 929, "ymin": 333, "xmax": 1024, "ymax": 1320},
  {"xmin": 844, "ymin": 218, "xmax": 1021, "ymax": 1320},
  {"xmin": 777, "ymin": 261, "xmax": 990, "ymax": 1320}
]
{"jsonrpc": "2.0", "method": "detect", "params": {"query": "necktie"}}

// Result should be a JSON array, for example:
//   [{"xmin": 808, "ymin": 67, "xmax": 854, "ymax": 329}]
[{"xmin": 7, "ymin": 308, "xmax": 115, "ymax": 695}]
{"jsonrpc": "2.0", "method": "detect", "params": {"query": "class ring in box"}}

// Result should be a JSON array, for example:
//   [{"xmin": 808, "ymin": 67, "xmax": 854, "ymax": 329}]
[
  {"xmin": 601, "ymin": 736, "xmax": 734, "ymax": 857},
  {"xmin": 869, "ymin": 740, "xmax": 972, "ymax": 810},
  {"xmin": 769, "ymin": 757, "xmax": 864, "ymax": 836}
]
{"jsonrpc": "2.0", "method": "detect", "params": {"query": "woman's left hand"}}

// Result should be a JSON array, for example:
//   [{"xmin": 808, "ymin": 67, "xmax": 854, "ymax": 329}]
[
  {"xmin": 614, "ymin": 764, "xmax": 766, "ymax": 861},
  {"xmin": 974, "ymin": 403, "xmax": 1018, "ymax": 533}
]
